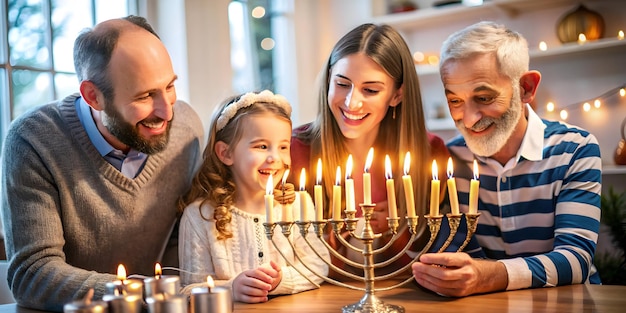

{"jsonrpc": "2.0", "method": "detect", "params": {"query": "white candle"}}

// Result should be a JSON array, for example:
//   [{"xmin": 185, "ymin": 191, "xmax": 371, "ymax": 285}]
[
  {"xmin": 469, "ymin": 160, "xmax": 480, "ymax": 214},
  {"xmin": 314, "ymin": 158, "xmax": 323, "ymax": 221},
  {"xmin": 384, "ymin": 155, "xmax": 398, "ymax": 219},
  {"xmin": 447, "ymin": 157, "xmax": 460, "ymax": 215},
  {"xmin": 345, "ymin": 155, "xmax": 356, "ymax": 213},
  {"xmin": 402, "ymin": 152, "xmax": 416, "ymax": 218},
  {"xmin": 332, "ymin": 166, "xmax": 342, "ymax": 221},
  {"xmin": 299, "ymin": 168, "xmax": 307, "ymax": 221},
  {"xmin": 281, "ymin": 170, "xmax": 292, "ymax": 222},
  {"xmin": 363, "ymin": 148, "xmax": 374, "ymax": 205},
  {"xmin": 265, "ymin": 175, "xmax": 274, "ymax": 223},
  {"xmin": 430, "ymin": 160, "xmax": 440, "ymax": 217}
]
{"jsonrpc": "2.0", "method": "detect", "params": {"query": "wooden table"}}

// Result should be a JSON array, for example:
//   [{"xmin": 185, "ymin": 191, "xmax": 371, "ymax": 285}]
[{"xmin": 1, "ymin": 282, "xmax": 624, "ymax": 312}]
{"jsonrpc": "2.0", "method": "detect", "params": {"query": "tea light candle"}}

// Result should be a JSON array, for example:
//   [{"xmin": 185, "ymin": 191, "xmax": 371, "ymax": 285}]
[
  {"xmin": 430, "ymin": 160, "xmax": 440, "ymax": 217},
  {"xmin": 345, "ymin": 155, "xmax": 356, "ymax": 213},
  {"xmin": 190, "ymin": 276, "xmax": 233, "ymax": 313},
  {"xmin": 363, "ymin": 148, "xmax": 374, "ymax": 205},
  {"xmin": 446, "ymin": 157, "xmax": 460, "ymax": 215},
  {"xmin": 105, "ymin": 264, "xmax": 144, "ymax": 297},
  {"xmin": 102, "ymin": 294, "xmax": 142, "ymax": 313},
  {"xmin": 384, "ymin": 155, "xmax": 398, "ymax": 219},
  {"xmin": 281, "ymin": 169, "xmax": 293, "ymax": 222},
  {"xmin": 401, "ymin": 152, "xmax": 416, "ymax": 218},
  {"xmin": 146, "ymin": 294, "xmax": 187, "ymax": 313},
  {"xmin": 299, "ymin": 168, "xmax": 308, "ymax": 221},
  {"xmin": 469, "ymin": 160, "xmax": 480, "ymax": 214},
  {"xmin": 144, "ymin": 263, "xmax": 180, "ymax": 297},
  {"xmin": 578, "ymin": 33, "xmax": 586, "ymax": 44},
  {"xmin": 314, "ymin": 158, "xmax": 323, "ymax": 221},
  {"xmin": 265, "ymin": 175, "xmax": 274, "ymax": 223},
  {"xmin": 63, "ymin": 289, "xmax": 108, "ymax": 313},
  {"xmin": 332, "ymin": 166, "xmax": 342, "ymax": 221}
]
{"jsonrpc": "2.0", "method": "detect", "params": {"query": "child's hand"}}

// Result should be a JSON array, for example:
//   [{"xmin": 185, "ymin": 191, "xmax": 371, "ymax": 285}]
[
  {"xmin": 259, "ymin": 260, "xmax": 283, "ymax": 291},
  {"xmin": 231, "ymin": 269, "xmax": 273, "ymax": 303}
]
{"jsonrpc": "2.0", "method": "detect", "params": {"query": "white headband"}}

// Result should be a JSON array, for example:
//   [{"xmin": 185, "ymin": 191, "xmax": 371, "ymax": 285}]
[{"xmin": 215, "ymin": 90, "xmax": 292, "ymax": 131}]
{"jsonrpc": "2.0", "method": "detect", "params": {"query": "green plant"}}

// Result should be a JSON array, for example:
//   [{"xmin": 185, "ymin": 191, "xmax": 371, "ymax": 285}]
[{"xmin": 595, "ymin": 187, "xmax": 626, "ymax": 285}]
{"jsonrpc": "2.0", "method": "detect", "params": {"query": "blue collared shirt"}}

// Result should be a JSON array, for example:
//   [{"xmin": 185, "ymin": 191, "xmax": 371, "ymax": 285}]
[{"xmin": 76, "ymin": 98, "xmax": 147, "ymax": 178}]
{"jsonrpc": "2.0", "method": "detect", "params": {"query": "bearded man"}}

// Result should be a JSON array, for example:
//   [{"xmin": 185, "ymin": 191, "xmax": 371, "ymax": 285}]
[
  {"xmin": 1, "ymin": 16, "xmax": 203, "ymax": 310},
  {"xmin": 412, "ymin": 21, "xmax": 602, "ymax": 297}
]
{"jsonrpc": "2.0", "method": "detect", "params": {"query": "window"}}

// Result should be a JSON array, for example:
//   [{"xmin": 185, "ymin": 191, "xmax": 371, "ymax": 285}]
[{"xmin": 0, "ymin": 0, "xmax": 136, "ymax": 147}]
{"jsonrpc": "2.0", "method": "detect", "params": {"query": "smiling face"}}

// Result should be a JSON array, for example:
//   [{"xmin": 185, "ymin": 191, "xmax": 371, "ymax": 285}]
[
  {"xmin": 327, "ymin": 53, "xmax": 401, "ymax": 144},
  {"xmin": 223, "ymin": 113, "xmax": 292, "ymax": 200},
  {"xmin": 97, "ymin": 28, "xmax": 178, "ymax": 154},
  {"xmin": 442, "ymin": 53, "xmax": 525, "ymax": 158}
]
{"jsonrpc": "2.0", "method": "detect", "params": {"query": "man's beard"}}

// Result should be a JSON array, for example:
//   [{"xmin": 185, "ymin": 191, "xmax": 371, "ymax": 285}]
[
  {"xmin": 456, "ymin": 86, "xmax": 523, "ymax": 157},
  {"xmin": 102, "ymin": 103, "xmax": 172, "ymax": 155}
]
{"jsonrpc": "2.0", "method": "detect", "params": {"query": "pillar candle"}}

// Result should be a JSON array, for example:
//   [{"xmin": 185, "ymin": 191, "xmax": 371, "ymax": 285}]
[
  {"xmin": 102, "ymin": 294, "xmax": 142, "ymax": 313},
  {"xmin": 332, "ymin": 166, "xmax": 342, "ymax": 221},
  {"xmin": 144, "ymin": 263, "xmax": 180, "ymax": 298},
  {"xmin": 363, "ymin": 148, "xmax": 374, "ymax": 205},
  {"xmin": 345, "ymin": 155, "xmax": 356, "ymax": 213},
  {"xmin": 190, "ymin": 276, "xmax": 233, "ymax": 313},
  {"xmin": 146, "ymin": 294, "xmax": 187, "ymax": 313},
  {"xmin": 105, "ymin": 265, "xmax": 143, "ymax": 297},
  {"xmin": 469, "ymin": 160, "xmax": 480, "ymax": 214},
  {"xmin": 280, "ymin": 170, "xmax": 292, "ymax": 222},
  {"xmin": 299, "ymin": 168, "xmax": 308, "ymax": 221},
  {"xmin": 265, "ymin": 175, "xmax": 274, "ymax": 223},
  {"xmin": 402, "ymin": 152, "xmax": 416, "ymax": 218},
  {"xmin": 430, "ymin": 160, "xmax": 440, "ymax": 217},
  {"xmin": 447, "ymin": 157, "xmax": 460, "ymax": 215},
  {"xmin": 314, "ymin": 158, "xmax": 323, "ymax": 221},
  {"xmin": 384, "ymin": 155, "xmax": 398, "ymax": 219}
]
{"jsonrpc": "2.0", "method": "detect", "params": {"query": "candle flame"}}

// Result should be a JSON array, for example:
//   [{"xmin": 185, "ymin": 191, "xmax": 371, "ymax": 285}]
[
  {"xmin": 385, "ymin": 155, "xmax": 392, "ymax": 180},
  {"xmin": 335, "ymin": 166, "xmax": 341, "ymax": 186},
  {"xmin": 206, "ymin": 275, "xmax": 215, "ymax": 289},
  {"xmin": 346, "ymin": 155, "xmax": 353, "ymax": 179},
  {"xmin": 403, "ymin": 152, "xmax": 411, "ymax": 175},
  {"xmin": 473, "ymin": 160, "xmax": 479, "ymax": 180},
  {"xmin": 316, "ymin": 158, "xmax": 322, "ymax": 185},
  {"xmin": 281, "ymin": 169, "xmax": 290, "ymax": 185},
  {"xmin": 266, "ymin": 174, "xmax": 274, "ymax": 195},
  {"xmin": 364, "ymin": 148, "xmax": 374, "ymax": 173},
  {"xmin": 154, "ymin": 263, "xmax": 162, "ymax": 278},
  {"xmin": 578, "ymin": 33, "xmax": 586, "ymax": 43},
  {"xmin": 432, "ymin": 160, "xmax": 438, "ymax": 181},
  {"xmin": 116, "ymin": 264, "xmax": 126, "ymax": 281},
  {"xmin": 299, "ymin": 168, "xmax": 306, "ymax": 191},
  {"xmin": 447, "ymin": 157, "xmax": 454, "ymax": 179}
]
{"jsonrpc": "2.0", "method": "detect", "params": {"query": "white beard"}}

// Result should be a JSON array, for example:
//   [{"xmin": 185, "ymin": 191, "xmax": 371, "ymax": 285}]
[{"xmin": 456, "ymin": 86, "xmax": 523, "ymax": 157}]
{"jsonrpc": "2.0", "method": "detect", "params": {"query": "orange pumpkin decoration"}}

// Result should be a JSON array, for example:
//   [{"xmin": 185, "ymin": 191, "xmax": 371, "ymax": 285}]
[{"xmin": 556, "ymin": 5, "xmax": 605, "ymax": 43}]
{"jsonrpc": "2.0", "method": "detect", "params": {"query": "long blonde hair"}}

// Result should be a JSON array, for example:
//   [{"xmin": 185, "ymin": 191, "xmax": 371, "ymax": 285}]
[{"xmin": 179, "ymin": 92, "xmax": 292, "ymax": 239}]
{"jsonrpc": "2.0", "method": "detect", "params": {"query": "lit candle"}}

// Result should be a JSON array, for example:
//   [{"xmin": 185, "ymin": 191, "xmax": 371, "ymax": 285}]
[
  {"xmin": 314, "ymin": 158, "xmax": 323, "ymax": 221},
  {"xmin": 105, "ymin": 264, "xmax": 143, "ymax": 297},
  {"xmin": 447, "ymin": 157, "xmax": 460, "ymax": 215},
  {"xmin": 146, "ymin": 294, "xmax": 188, "ymax": 313},
  {"xmin": 281, "ymin": 170, "xmax": 292, "ymax": 222},
  {"xmin": 265, "ymin": 175, "xmax": 274, "ymax": 223},
  {"xmin": 539, "ymin": 41, "xmax": 547, "ymax": 51},
  {"xmin": 401, "ymin": 152, "xmax": 416, "ymax": 218},
  {"xmin": 190, "ymin": 276, "xmax": 233, "ymax": 313},
  {"xmin": 64, "ymin": 290, "xmax": 109, "ymax": 313},
  {"xmin": 384, "ymin": 155, "xmax": 398, "ymax": 219},
  {"xmin": 144, "ymin": 263, "xmax": 180, "ymax": 297},
  {"xmin": 469, "ymin": 160, "xmax": 480, "ymax": 214},
  {"xmin": 578, "ymin": 33, "xmax": 586, "ymax": 44},
  {"xmin": 299, "ymin": 168, "xmax": 308, "ymax": 221},
  {"xmin": 345, "ymin": 155, "xmax": 356, "ymax": 213},
  {"xmin": 430, "ymin": 160, "xmax": 440, "ymax": 217},
  {"xmin": 363, "ymin": 148, "xmax": 374, "ymax": 205},
  {"xmin": 332, "ymin": 166, "xmax": 342, "ymax": 221},
  {"xmin": 618, "ymin": 30, "xmax": 624, "ymax": 40}
]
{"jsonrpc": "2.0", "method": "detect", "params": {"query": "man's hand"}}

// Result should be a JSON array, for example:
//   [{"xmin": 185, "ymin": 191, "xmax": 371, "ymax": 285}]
[{"xmin": 411, "ymin": 252, "xmax": 508, "ymax": 297}]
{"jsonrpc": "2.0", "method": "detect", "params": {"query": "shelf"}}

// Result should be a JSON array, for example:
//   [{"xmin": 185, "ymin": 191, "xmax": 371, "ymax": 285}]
[{"xmin": 372, "ymin": 0, "xmax": 577, "ymax": 31}]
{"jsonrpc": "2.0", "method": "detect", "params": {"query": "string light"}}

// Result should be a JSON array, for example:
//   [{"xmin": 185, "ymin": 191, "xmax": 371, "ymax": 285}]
[{"xmin": 543, "ymin": 84, "xmax": 626, "ymax": 121}]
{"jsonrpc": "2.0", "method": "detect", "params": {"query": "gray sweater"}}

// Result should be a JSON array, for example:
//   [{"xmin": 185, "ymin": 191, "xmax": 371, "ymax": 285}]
[{"xmin": 1, "ymin": 94, "xmax": 203, "ymax": 311}]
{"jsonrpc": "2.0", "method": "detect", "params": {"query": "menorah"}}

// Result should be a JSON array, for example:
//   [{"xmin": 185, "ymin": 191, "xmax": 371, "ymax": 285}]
[{"xmin": 263, "ymin": 204, "xmax": 480, "ymax": 313}]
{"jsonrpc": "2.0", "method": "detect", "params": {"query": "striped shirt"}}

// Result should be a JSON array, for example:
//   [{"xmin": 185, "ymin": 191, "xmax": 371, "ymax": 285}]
[{"xmin": 447, "ymin": 104, "xmax": 602, "ymax": 290}]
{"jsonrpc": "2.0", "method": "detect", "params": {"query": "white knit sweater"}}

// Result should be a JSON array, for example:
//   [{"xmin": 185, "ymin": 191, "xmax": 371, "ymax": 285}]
[{"xmin": 179, "ymin": 193, "xmax": 329, "ymax": 295}]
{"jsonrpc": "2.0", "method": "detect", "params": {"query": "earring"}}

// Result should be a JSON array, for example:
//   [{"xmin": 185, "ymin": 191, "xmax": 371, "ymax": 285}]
[{"xmin": 392, "ymin": 106, "xmax": 396, "ymax": 119}]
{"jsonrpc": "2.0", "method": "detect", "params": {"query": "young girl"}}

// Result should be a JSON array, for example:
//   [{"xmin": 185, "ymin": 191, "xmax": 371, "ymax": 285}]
[{"xmin": 178, "ymin": 90, "xmax": 329, "ymax": 303}]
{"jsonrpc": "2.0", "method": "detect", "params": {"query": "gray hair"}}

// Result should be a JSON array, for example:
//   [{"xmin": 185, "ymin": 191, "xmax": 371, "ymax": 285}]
[{"xmin": 440, "ymin": 21, "xmax": 529, "ymax": 81}]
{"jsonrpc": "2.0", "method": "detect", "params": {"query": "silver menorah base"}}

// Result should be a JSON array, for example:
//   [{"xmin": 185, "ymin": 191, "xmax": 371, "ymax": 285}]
[{"xmin": 264, "ymin": 204, "xmax": 480, "ymax": 313}]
